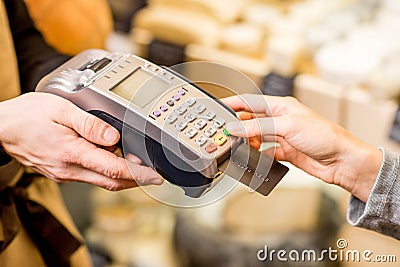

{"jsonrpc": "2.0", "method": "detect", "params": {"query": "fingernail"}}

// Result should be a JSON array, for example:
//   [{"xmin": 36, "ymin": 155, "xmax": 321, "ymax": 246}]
[
  {"xmin": 139, "ymin": 177, "xmax": 164, "ymax": 186},
  {"xmin": 126, "ymin": 154, "xmax": 142, "ymax": 164},
  {"xmin": 103, "ymin": 127, "xmax": 119, "ymax": 144},
  {"xmin": 226, "ymin": 122, "xmax": 245, "ymax": 135},
  {"xmin": 151, "ymin": 177, "xmax": 164, "ymax": 185}
]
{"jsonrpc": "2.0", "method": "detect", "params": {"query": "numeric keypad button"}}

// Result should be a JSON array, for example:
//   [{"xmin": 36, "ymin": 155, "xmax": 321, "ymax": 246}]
[
  {"xmin": 166, "ymin": 114, "xmax": 178, "ymax": 124},
  {"xmin": 205, "ymin": 142, "xmax": 218, "ymax": 153},
  {"xmin": 184, "ymin": 112, "xmax": 197, "ymax": 123},
  {"xmin": 215, "ymin": 134, "xmax": 227, "ymax": 146},
  {"xmin": 174, "ymin": 105, "xmax": 187, "ymax": 115},
  {"xmin": 194, "ymin": 119, "xmax": 207, "ymax": 130},
  {"xmin": 194, "ymin": 104, "xmax": 206, "ymax": 114},
  {"xmin": 204, "ymin": 111, "xmax": 216, "ymax": 121},
  {"xmin": 213, "ymin": 117, "xmax": 225, "ymax": 128},
  {"xmin": 185, "ymin": 128, "xmax": 198, "ymax": 139},
  {"xmin": 204, "ymin": 126, "xmax": 217, "ymax": 138},
  {"xmin": 185, "ymin": 97, "xmax": 196, "ymax": 107},
  {"xmin": 195, "ymin": 135, "xmax": 207, "ymax": 146},
  {"xmin": 175, "ymin": 121, "xmax": 188, "ymax": 131}
]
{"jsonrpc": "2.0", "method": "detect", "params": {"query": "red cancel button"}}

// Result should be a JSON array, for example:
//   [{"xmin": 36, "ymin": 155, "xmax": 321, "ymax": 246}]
[{"xmin": 205, "ymin": 142, "xmax": 217, "ymax": 153}]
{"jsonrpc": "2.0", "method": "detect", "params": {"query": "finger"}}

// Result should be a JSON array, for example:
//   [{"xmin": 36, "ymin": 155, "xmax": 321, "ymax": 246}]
[
  {"xmin": 66, "ymin": 138, "xmax": 164, "ymax": 185},
  {"xmin": 125, "ymin": 160, "xmax": 164, "ymax": 185},
  {"xmin": 67, "ymin": 139, "xmax": 137, "ymax": 180},
  {"xmin": 226, "ymin": 117, "xmax": 291, "ymax": 138},
  {"xmin": 238, "ymin": 112, "xmax": 267, "ymax": 121},
  {"xmin": 262, "ymin": 135, "xmax": 278, "ymax": 143},
  {"xmin": 102, "ymin": 145, "xmax": 119, "ymax": 153},
  {"xmin": 125, "ymin": 153, "xmax": 142, "ymax": 164},
  {"xmin": 241, "ymin": 112, "xmax": 267, "ymax": 119},
  {"xmin": 27, "ymin": 164, "xmax": 137, "ymax": 191},
  {"xmin": 248, "ymin": 136, "xmax": 262, "ymax": 150},
  {"xmin": 263, "ymin": 146, "xmax": 284, "ymax": 161},
  {"xmin": 239, "ymin": 112, "xmax": 255, "ymax": 121},
  {"xmin": 82, "ymin": 145, "xmax": 164, "ymax": 185},
  {"xmin": 60, "ymin": 165, "xmax": 139, "ymax": 191},
  {"xmin": 35, "ymin": 151, "xmax": 162, "ymax": 188},
  {"xmin": 221, "ymin": 94, "xmax": 271, "ymax": 114},
  {"xmin": 222, "ymin": 94, "xmax": 305, "ymax": 117},
  {"xmin": 101, "ymin": 146, "xmax": 123, "ymax": 157},
  {"xmin": 263, "ymin": 136, "xmax": 297, "ymax": 161},
  {"xmin": 55, "ymin": 102, "xmax": 120, "ymax": 146}
]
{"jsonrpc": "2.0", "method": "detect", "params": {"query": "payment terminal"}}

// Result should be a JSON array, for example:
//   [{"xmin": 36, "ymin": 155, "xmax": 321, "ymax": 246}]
[{"xmin": 36, "ymin": 49, "xmax": 288, "ymax": 198}]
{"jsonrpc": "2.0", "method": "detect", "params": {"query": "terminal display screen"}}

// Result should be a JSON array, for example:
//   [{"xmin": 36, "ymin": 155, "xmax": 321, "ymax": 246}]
[{"xmin": 111, "ymin": 67, "xmax": 167, "ymax": 108}]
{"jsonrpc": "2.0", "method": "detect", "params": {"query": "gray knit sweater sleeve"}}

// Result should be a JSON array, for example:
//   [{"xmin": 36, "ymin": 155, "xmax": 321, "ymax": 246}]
[{"xmin": 347, "ymin": 148, "xmax": 400, "ymax": 240}]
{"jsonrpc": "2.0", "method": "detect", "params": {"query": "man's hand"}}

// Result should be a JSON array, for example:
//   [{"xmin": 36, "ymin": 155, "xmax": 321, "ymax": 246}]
[{"xmin": 0, "ymin": 93, "xmax": 163, "ymax": 191}]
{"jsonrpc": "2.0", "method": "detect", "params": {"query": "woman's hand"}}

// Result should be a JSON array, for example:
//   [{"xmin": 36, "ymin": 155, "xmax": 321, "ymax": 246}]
[
  {"xmin": 0, "ymin": 92, "xmax": 163, "ymax": 191},
  {"xmin": 222, "ymin": 94, "xmax": 382, "ymax": 202}
]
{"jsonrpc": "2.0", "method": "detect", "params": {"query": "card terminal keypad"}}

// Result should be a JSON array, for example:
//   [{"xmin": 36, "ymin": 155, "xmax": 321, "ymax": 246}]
[{"xmin": 150, "ymin": 86, "xmax": 234, "ymax": 156}]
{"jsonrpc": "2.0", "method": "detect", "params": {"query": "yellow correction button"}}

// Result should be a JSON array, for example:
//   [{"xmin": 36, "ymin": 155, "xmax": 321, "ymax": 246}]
[{"xmin": 215, "ymin": 133, "xmax": 227, "ymax": 146}]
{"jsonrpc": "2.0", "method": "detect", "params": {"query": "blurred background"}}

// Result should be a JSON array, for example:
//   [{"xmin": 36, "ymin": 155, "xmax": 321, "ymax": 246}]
[{"xmin": 25, "ymin": 0, "xmax": 400, "ymax": 266}]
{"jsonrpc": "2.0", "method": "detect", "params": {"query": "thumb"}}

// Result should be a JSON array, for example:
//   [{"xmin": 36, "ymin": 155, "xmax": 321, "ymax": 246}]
[{"xmin": 59, "ymin": 103, "xmax": 120, "ymax": 146}]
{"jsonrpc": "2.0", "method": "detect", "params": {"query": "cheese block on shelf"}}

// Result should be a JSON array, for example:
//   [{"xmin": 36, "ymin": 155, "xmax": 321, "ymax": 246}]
[
  {"xmin": 343, "ymin": 87, "xmax": 400, "ymax": 152},
  {"xmin": 133, "ymin": 6, "xmax": 221, "ymax": 47},
  {"xmin": 250, "ymin": 0, "xmax": 303, "ymax": 13},
  {"xmin": 381, "ymin": 0, "xmax": 400, "ymax": 13},
  {"xmin": 147, "ymin": 0, "xmax": 246, "ymax": 24},
  {"xmin": 294, "ymin": 74, "xmax": 345, "ymax": 124},
  {"xmin": 266, "ymin": 35, "xmax": 306, "ymax": 77},
  {"xmin": 130, "ymin": 27, "xmax": 154, "ymax": 58},
  {"xmin": 220, "ymin": 23, "xmax": 266, "ymax": 58},
  {"xmin": 185, "ymin": 44, "xmax": 270, "ymax": 88},
  {"xmin": 366, "ymin": 55, "xmax": 400, "ymax": 100},
  {"xmin": 315, "ymin": 39, "xmax": 381, "ymax": 87},
  {"xmin": 242, "ymin": 4, "xmax": 282, "ymax": 31}
]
